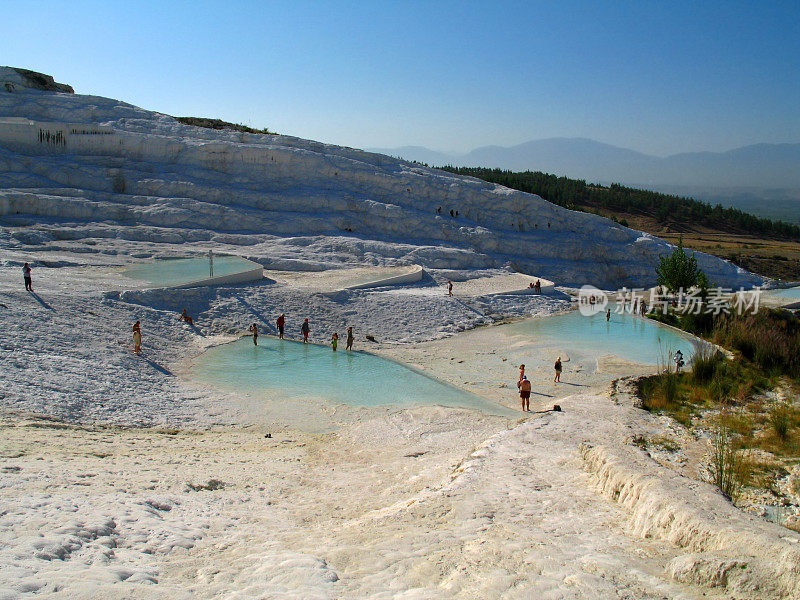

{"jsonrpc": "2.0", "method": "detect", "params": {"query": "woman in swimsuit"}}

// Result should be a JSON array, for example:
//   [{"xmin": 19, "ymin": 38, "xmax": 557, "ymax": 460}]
[{"xmin": 132, "ymin": 321, "xmax": 142, "ymax": 354}]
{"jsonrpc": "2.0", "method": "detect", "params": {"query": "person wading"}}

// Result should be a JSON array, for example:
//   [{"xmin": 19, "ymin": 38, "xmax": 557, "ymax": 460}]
[{"xmin": 276, "ymin": 314, "xmax": 285, "ymax": 339}]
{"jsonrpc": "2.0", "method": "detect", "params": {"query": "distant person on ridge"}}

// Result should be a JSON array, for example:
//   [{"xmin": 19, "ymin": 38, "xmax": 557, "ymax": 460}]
[
  {"xmin": 248, "ymin": 323, "xmax": 258, "ymax": 346},
  {"xmin": 519, "ymin": 376, "xmax": 532, "ymax": 411},
  {"xmin": 301, "ymin": 318, "xmax": 310, "ymax": 343},
  {"xmin": 23, "ymin": 263, "xmax": 32, "ymax": 291},
  {"xmin": 447, "ymin": 280, "xmax": 453, "ymax": 296},
  {"xmin": 535, "ymin": 280, "xmax": 541, "ymax": 294},
  {"xmin": 331, "ymin": 332, "xmax": 339, "ymax": 351},
  {"xmin": 277, "ymin": 314, "xmax": 285, "ymax": 339},
  {"xmin": 132, "ymin": 321, "xmax": 142, "ymax": 354},
  {"xmin": 346, "ymin": 327, "xmax": 354, "ymax": 351}
]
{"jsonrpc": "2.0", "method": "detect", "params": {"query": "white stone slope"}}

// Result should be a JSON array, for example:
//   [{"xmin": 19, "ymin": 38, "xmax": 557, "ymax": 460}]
[{"xmin": 0, "ymin": 66, "xmax": 762, "ymax": 290}]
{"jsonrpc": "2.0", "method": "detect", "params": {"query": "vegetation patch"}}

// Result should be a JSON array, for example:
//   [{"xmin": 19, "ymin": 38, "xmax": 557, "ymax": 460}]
[
  {"xmin": 176, "ymin": 116, "xmax": 275, "ymax": 135},
  {"xmin": 638, "ymin": 303, "xmax": 800, "ymax": 516}
]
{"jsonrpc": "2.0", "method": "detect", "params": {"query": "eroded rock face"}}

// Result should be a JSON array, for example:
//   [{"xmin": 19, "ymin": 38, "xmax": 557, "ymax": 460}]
[
  {"xmin": 1, "ymin": 67, "xmax": 74, "ymax": 93},
  {"xmin": 0, "ymin": 79, "xmax": 767, "ymax": 289}
]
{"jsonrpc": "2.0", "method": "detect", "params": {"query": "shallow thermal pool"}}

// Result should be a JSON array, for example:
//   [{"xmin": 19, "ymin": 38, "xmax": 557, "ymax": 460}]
[
  {"xmin": 766, "ymin": 286, "xmax": 800, "ymax": 303},
  {"xmin": 192, "ymin": 338, "xmax": 514, "ymax": 415},
  {"xmin": 123, "ymin": 256, "xmax": 260, "ymax": 287},
  {"xmin": 506, "ymin": 307, "xmax": 698, "ymax": 365}
]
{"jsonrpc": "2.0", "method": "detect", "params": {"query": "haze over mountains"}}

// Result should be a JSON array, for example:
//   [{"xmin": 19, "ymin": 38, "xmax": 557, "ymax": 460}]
[{"xmin": 370, "ymin": 138, "xmax": 800, "ymax": 223}]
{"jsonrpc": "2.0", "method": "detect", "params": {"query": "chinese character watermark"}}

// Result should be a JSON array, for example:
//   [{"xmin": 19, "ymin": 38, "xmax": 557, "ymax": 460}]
[{"xmin": 578, "ymin": 287, "xmax": 761, "ymax": 317}]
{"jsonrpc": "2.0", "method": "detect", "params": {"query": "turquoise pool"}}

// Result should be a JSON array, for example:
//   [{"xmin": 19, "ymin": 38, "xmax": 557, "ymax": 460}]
[
  {"xmin": 192, "ymin": 338, "xmax": 514, "ymax": 415},
  {"xmin": 767, "ymin": 286, "xmax": 800, "ymax": 303},
  {"xmin": 123, "ymin": 256, "xmax": 261, "ymax": 287},
  {"xmin": 506, "ymin": 308, "xmax": 697, "ymax": 365}
]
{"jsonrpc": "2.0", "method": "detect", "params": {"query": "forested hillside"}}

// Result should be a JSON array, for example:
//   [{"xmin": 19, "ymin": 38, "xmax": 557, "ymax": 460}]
[
  {"xmin": 439, "ymin": 166, "xmax": 800, "ymax": 281},
  {"xmin": 440, "ymin": 166, "xmax": 800, "ymax": 241}
]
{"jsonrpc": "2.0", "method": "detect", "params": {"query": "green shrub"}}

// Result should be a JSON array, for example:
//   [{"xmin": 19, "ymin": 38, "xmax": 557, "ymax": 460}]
[
  {"xmin": 710, "ymin": 422, "xmax": 749, "ymax": 503},
  {"xmin": 692, "ymin": 347, "xmax": 722, "ymax": 384},
  {"xmin": 639, "ymin": 371, "xmax": 681, "ymax": 411},
  {"xmin": 770, "ymin": 404, "xmax": 791, "ymax": 441}
]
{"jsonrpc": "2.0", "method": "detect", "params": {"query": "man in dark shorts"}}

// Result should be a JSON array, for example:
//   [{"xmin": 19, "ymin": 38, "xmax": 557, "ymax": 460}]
[
  {"xmin": 249, "ymin": 323, "xmax": 258, "ymax": 346},
  {"xmin": 23, "ymin": 263, "xmax": 32, "ymax": 291},
  {"xmin": 519, "ymin": 376, "xmax": 531, "ymax": 411},
  {"xmin": 276, "ymin": 314, "xmax": 285, "ymax": 339}
]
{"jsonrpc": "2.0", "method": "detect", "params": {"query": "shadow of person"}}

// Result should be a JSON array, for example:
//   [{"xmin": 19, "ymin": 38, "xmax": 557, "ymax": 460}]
[
  {"xmin": 234, "ymin": 295, "xmax": 277, "ymax": 335},
  {"xmin": 143, "ymin": 357, "xmax": 173, "ymax": 376},
  {"xmin": 30, "ymin": 292, "xmax": 54, "ymax": 310}
]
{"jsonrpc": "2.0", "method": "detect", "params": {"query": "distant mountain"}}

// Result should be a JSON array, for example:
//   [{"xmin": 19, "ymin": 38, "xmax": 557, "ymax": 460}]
[
  {"xmin": 366, "ymin": 145, "xmax": 455, "ymax": 166},
  {"xmin": 369, "ymin": 138, "xmax": 800, "ymax": 190}
]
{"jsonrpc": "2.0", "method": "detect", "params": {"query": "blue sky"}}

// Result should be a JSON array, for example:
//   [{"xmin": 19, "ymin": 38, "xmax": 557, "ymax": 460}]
[{"xmin": 4, "ymin": 0, "xmax": 798, "ymax": 155}]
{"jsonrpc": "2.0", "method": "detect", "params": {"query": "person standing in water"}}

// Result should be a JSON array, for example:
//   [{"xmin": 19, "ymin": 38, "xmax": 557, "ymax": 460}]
[
  {"xmin": 447, "ymin": 280, "xmax": 453, "ymax": 296},
  {"xmin": 23, "ymin": 263, "xmax": 32, "ymax": 292},
  {"xmin": 519, "ymin": 376, "xmax": 532, "ymax": 411},
  {"xmin": 554, "ymin": 356, "xmax": 563, "ymax": 382},
  {"xmin": 276, "ymin": 314, "xmax": 285, "ymax": 339},
  {"xmin": 346, "ymin": 327, "xmax": 354, "ymax": 351},
  {"xmin": 606, "ymin": 308, "xmax": 611, "ymax": 322},
  {"xmin": 132, "ymin": 321, "xmax": 142, "ymax": 354},
  {"xmin": 208, "ymin": 249, "xmax": 214, "ymax": 277},
  {"xmin": 248, "ymin": 323, "xmax": 258, "ymax": 346},
  {"xmin": 331, "ymin": 332, "xmax": 339, "ymax": 351},
  {"xmin": 301, "ymin": 318, "xmax": 310, "ymax": 343}
]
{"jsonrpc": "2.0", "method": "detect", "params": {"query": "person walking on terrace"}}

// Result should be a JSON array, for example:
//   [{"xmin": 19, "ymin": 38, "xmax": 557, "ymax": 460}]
[
  {"xmin": 519, "ymin": 376, "xmax": 532, "ymax": 412},
  {"xmin": 346, "ymin": 327, "xmax": 354, "ymax": 351},
  {"xmin": 249, "ymin": 323, "xmax": 258, "ymax": 346},
  {"xmin": 132, "ymin": 321, "xmax": 142, "ymax": 354},
  {"xmin": 301, "ymin": 318, "xmax": 310, "ymax": 343},
  {"xmin": 23, "ymin": 263, "xmax": 32, "ymax": 292}
]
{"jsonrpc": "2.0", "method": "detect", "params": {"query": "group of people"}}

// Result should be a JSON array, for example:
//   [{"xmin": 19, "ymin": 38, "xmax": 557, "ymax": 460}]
[
  {"xmin": 515, "ymin": 357, "xmax": 567, "ymax": 411},
  {"xmin": 248, "ymin": 315, "xmax": 355, "ymax": 352},
  {"xmin": 527, "ymin": 280, "xmax": 543, "ymax": 293},
  {"xmin": 132, "ymin": 310, "xmax": 357, "ymax": 355}
]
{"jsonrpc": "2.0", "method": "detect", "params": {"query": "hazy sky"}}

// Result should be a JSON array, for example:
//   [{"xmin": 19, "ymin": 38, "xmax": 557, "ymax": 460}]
[{"xmin": 4, "ymin": 0, "xmax": 799, "ymax": 155}]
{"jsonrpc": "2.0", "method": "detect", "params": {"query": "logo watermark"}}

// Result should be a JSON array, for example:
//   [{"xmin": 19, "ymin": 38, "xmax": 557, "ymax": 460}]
[
  {"xmin": 577, "ymin": 285, "xmax": 609, "ymax": 316},
  {"xmin": 579, "ymin": 287, "xmax": 763, "ymax": 316}
]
